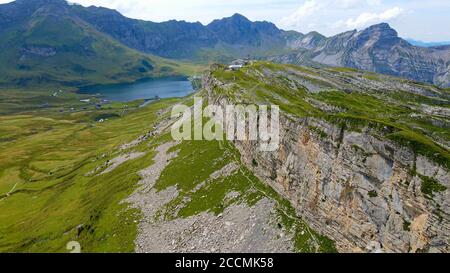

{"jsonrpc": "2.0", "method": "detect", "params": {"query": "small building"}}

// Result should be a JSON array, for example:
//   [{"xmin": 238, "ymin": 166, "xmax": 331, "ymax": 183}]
[
  {"xmin": 228, "ymin": 64, "xmax": 243, "ymax": 71},
  {"xmin": 228, "ymin": 58, "xmax": 252, "ymax": 70}
]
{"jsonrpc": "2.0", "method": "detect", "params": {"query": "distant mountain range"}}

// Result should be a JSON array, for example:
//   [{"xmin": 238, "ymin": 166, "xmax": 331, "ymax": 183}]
[
  {"xmin": 1, "ymin": 0, "xmax": 449, "ymax": 87},
  {"xmin": 407, "ymin": 39, "xmax": 450, "ymax": 48},
  {"xmin": 273, "ymin": 24, "xmax": 450, "ymax": 88}
]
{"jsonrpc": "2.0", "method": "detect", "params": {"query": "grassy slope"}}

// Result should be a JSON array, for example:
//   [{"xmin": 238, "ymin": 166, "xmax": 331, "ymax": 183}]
[
  {"xmin": 0, "ymin": 98, "xmax": 175, "ymax": 252},
  {"xmin": 3, "ymin": 61, "xmax": 446, "ymax": 252},
  {"xmin": 0, "ymin": 92, "xmax": 336, "ymax": 252},
  {"xmin": 154, "ymin": 137, "xmax": 336, "ymax": 253},
  {"xmin": 0, "ymin": 14, "xmax": 204, "ymax": 87},
  {"xmin": 211, "ymin": 62, "xmax": 450, "ymax": 171}
]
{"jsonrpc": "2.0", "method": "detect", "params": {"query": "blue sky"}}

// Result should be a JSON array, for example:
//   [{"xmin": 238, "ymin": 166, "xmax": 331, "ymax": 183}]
[{"xmin": 2, "ymin": 0, "xmax": 449, "ymax": 41}]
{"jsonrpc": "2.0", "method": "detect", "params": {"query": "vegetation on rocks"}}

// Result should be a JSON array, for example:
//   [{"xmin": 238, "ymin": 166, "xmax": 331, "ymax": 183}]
[
  {"xmin": 211, "ymin": 61, "xmax": 450, "ymax": 171},
  {"xmin": 0, "ymin": 86, "xmax": 336, "ymax": 252}
]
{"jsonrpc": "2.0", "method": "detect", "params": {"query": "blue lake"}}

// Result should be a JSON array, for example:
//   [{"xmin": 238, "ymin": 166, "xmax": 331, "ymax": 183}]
[{"xmin": 78, "ymin": 78, "xmax": 195, "ymax": 102}]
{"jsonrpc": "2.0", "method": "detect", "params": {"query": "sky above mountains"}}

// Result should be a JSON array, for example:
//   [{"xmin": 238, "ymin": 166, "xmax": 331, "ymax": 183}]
[{"xmin": 1, "ymin": 0, "xmax": 449, "ymax": 41}]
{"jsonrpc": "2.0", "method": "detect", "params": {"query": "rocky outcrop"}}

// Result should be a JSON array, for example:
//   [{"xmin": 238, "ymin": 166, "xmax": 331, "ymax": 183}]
[{"xmin": 205, "ymin": 74, "xmax": 450, "ymax": 253}]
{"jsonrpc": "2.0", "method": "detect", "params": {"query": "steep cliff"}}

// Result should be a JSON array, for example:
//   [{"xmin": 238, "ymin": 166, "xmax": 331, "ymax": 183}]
[{"xmin": 204, "ymin": 62, "xmax": 450, "ymax": 253}]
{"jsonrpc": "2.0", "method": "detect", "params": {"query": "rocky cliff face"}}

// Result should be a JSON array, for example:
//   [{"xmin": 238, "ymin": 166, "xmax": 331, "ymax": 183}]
[
  {"xmin": 72, "ymin": 6, "xmax": 219, "ymax": 59},
  {"xmin": 238, "ymin": 116, "xmax": 449, "ymax": 253},
  {"xmin": 73, "ymin": 8, "xmax": 285, "ymax": 59},
  {"xmin": 207, "ymin": 13, "xmax": 284, "ymax": 46},
  {"xmin": 204, "ymin": 66, "xmax": 450, "ymax": 253}
]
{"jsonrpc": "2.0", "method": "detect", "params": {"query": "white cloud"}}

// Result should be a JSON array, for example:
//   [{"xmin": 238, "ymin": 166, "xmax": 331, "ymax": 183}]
[
  {"xmin": 332, "ymin": 0, "xmax": 381, "ymax": 9},
  {"xmin": 290, "ymin": 0, "xmax": 322, "ymax": 17},
  {"xmin": 337, "ymin": 7, "xmax": 403, "ymax": 29},
  {"xmin": 279, "ymin": 0, "xmax": 322, "ymax": 28},
  {"xmin": 279, "ymin": 0, "xmax": 385, "ymax": 32}
]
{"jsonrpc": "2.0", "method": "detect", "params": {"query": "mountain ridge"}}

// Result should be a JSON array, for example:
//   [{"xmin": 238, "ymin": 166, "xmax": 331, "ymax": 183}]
[
  {"xmin": 0, "ymin": 0, "xmax": 199, "ymax": 86},
  {"xmin": 273, "ymin": 23, "xmax": 450, "ymax": 87},
  {"xmin": 1, "ymin": 0, "xmax": 449, "ymax": 87}
]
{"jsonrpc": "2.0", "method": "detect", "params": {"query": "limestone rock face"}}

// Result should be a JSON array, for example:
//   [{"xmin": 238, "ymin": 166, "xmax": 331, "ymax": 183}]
[
  {"xmin": 205, "ymin": 74, "xmax": 450, "ymax": 253},
  {"xmin": 241, "ymin": 117, "xmax": 449, "ymax": 253}
]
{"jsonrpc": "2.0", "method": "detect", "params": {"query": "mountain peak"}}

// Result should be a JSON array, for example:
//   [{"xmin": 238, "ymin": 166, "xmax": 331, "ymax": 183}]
[
  {"xmin": 367, "ymin": 22, "xmax": 394, "ymax": 31},
  {"xmin": 0, "ymin": 0, "xmax": 69, "ymax": 25},
  {"xmin": 358, "ymin": 22, "xmax": 399, "ymax": 41},
  {"xmin": 305, "ymin": 31, "xmax": 326, "ymax": 38},
  {"xmin": 209, "ymin": 13, "xmax": 251, "ymax": 25},
  {"xmin": 363, "ymin": 22, "xmax": 398, "ymax": 35},
  {"xmin": 230, "ymin": 13, "xmax": 249, "ymax": 21},
  {"xmin": 206, "ymin": 13, "xmax": 282, "ymax": 46}
]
